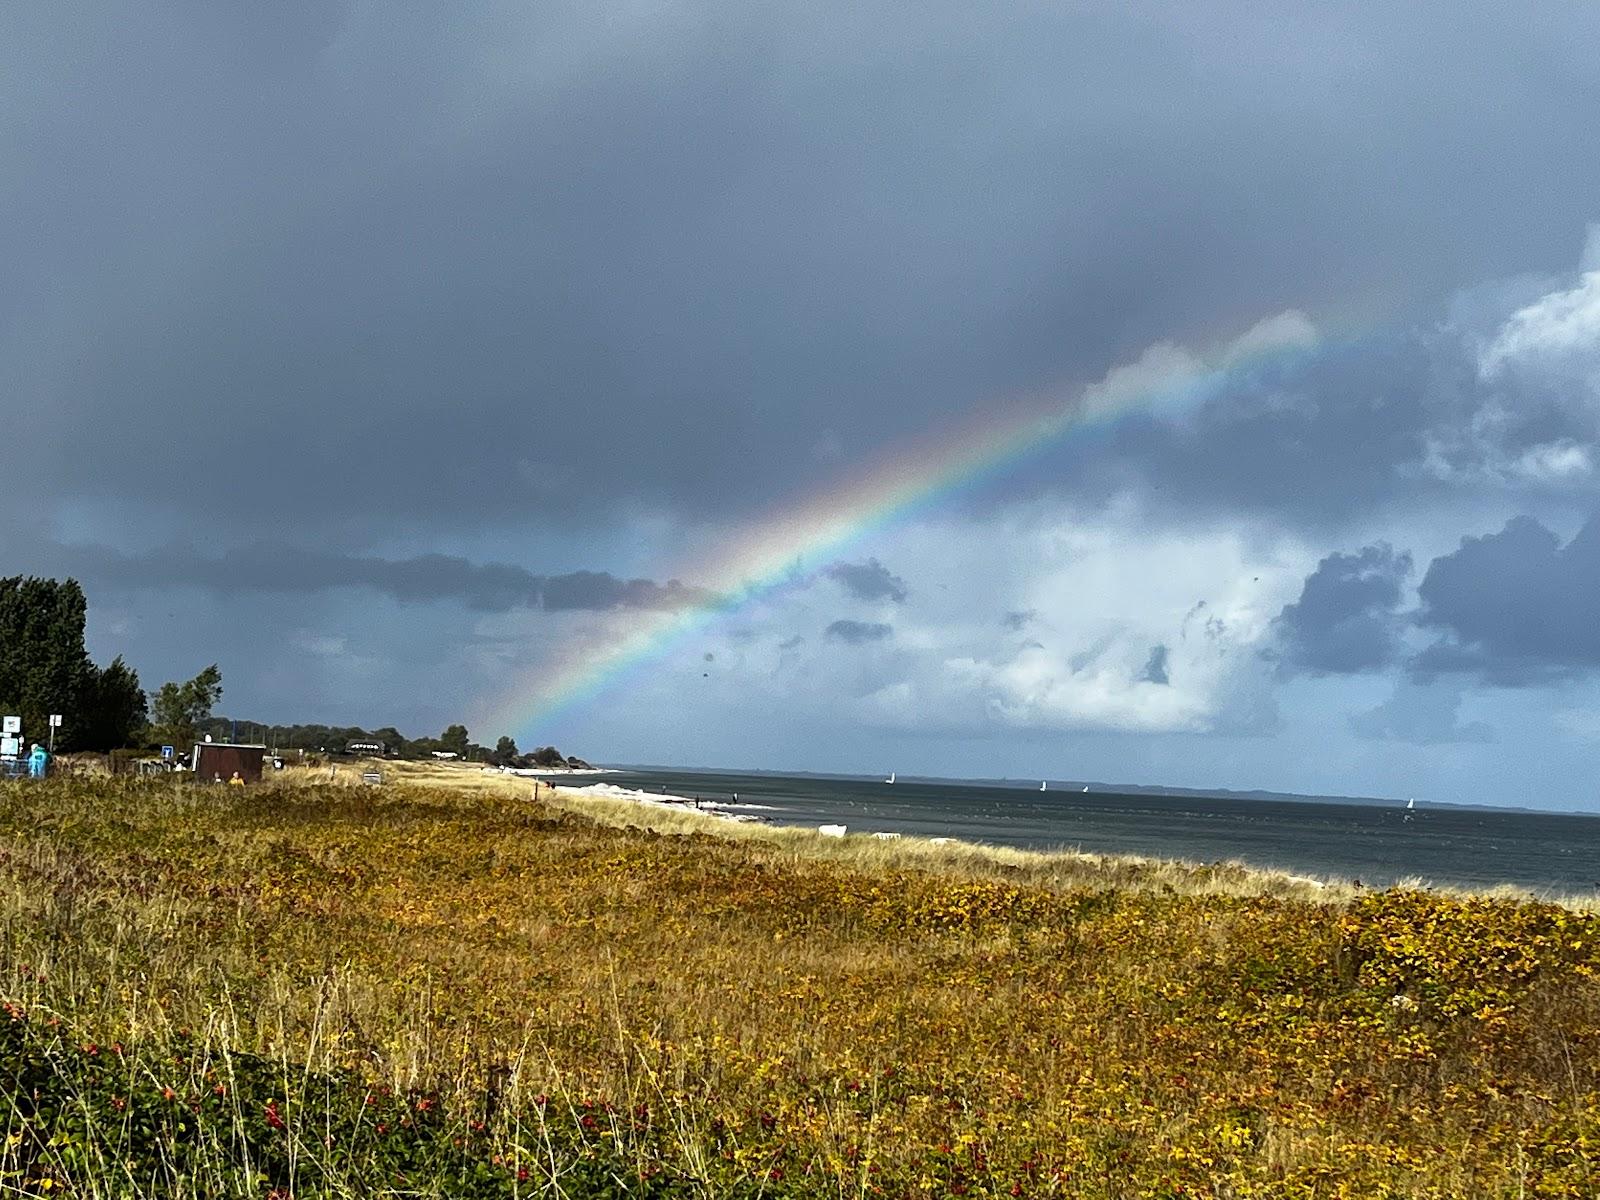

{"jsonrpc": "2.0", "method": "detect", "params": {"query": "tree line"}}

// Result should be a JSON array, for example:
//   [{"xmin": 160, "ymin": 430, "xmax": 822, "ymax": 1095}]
[
  {"xmin": 190, "ymin": 717, "xmax": 586, "ymax": 768},
  {"xmin": 0, "ymin": 577, "xmax": 576, "ymax": 765},
  {"xmin": 0, "ymin": 577, "xmax": 236, "ymax": 751},
  {"xmin": 0, "ymin": 577, "xmax": 148, "ymax": 750}
]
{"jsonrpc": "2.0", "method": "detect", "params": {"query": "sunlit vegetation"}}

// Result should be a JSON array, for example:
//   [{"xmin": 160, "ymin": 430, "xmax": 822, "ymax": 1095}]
[{"xmin": 1, "ymin": 773, "xmax": 1597, "ymax": 1197}]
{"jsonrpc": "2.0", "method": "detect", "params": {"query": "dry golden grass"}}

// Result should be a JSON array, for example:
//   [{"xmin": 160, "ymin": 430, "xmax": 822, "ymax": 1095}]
[
  {"xmin": 379, "ymin": 759, "xmax": 1354, "ymax": 903},
  {"xmin": 1, "ymin": 771, "xmax": 1598, "ymax": 1197},
  {"xmin": 391, "ymin": 758, "xmax": 1591, "ymax": 910}
]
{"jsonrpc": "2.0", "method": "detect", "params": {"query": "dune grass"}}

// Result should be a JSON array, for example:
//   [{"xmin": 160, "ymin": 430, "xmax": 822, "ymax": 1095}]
[
  {"xmin": 389, "ymin": 759, "xmax": 1583, "ymax": 909},
  {"xmin": 1, "ymin": 772, "xmax": 1598, "ymax": 1197}
]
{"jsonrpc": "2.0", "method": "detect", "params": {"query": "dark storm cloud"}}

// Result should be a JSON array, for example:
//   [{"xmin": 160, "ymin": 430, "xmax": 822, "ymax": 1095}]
[
  {"xmin": 9, "ymin": 3, "xmax": 1600, "ymax": 545},
  {"xmin": 539, "ymin": 570, "xmax": 710, "ymax": 612},
  {"xmin": 1271, "ymin": 514, "xmax": 1600, "ymax": 687},
  {"xmin": 29, "ymin": 542, "xmax": 711, "ymax": 613},
  {"xmin": 1273, "ymin": 545, "xmax": 1412, "ymax": 675},
  {"xmin": 1028, "ymin": 313, "xmax": 1600, "ymax": 535},
  {"xmin": 1101, "ymin": 336, "xmax": 1438, "ymax": 528},
  {"xmin": 1412, "ymin": 515, "xmax": 1600, "ymax": 684},
  {"xmin": 826, "ymin": 559, "xmax": 907, "ymax": 604},
  {"xmin": 825, "ymin": 620, "xmax": 893, "ymax": 646},
  {"xmin": 1139, "ymin": 644, "xmax": 1170, "ymax": 686}
]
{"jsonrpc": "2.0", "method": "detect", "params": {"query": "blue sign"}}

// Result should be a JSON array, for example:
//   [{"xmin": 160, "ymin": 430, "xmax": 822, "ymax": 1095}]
[{"xmin": 161, "ymin": 745, "xmax": 174, "ymax": 760}]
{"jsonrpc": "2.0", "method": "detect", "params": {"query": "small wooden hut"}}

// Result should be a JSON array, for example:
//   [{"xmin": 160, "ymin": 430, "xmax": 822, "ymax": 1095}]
[{"xmin": 191, "ymin": 742, "xmax": 267, "ymax": 784}]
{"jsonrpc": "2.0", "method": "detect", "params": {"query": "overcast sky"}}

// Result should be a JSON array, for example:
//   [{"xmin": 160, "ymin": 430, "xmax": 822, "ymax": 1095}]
[{"xmin": 8, "ymin": 3, "xmax": 1600, "ymax": 806}]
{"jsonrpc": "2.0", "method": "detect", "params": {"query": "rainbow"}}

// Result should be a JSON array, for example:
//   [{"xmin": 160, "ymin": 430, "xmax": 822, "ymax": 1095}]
[{"xmin": 485, "ymin": 314, "xmax": 1321, "ymax": 739}]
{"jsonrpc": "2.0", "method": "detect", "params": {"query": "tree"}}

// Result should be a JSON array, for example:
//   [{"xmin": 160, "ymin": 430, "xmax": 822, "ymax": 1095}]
[
  {"xmin": 530, "ymin": 745, "xmax": 566, "ymax": 768},
  {"xmin": 150, "ymin": 665, "xmax": 223, "ymax": 750},
  {"xmin": 80, "ymin": 657, "xmax": 148, "ymax": 750},
  {"xmin": 439, "ymin": 724, "xmax": 470, "ymax": 756},
  {"xmin": 492, "ymin": 735, "xmax": 519, "ymax": 767},
  {"xmin": 0, "ymin": 577, "xmax": 95, "ymax": 750}
]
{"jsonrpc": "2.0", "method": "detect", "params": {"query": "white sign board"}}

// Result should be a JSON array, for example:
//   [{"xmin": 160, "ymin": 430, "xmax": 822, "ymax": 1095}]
[
  {"xmin": 0, "ymin": 736, "xmax": 18, "ymax": 759},
  {"xmin": 1, "ymin": 716, "xmax": 19, "ymax": 735},
  {"xmin": 48, "ymin": 714, "xmax": 62, "ymax": 728}
]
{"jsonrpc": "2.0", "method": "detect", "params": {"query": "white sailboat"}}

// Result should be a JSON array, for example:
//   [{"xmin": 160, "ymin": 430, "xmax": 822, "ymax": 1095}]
[
  {"xmin": 885, "ymin": 772, "xmax": 896, "ymax": 785},
  {"xmin": 1082, "ymin": 784, "xmax": 1089, "ymax": 793},
  {"xmin": 1039, "ymin": 780, "xmax": 1047, "ymax": 792},
  {"xmin": 1406, "ymin": 797, "xmax": 1415, "ymax": 809}
]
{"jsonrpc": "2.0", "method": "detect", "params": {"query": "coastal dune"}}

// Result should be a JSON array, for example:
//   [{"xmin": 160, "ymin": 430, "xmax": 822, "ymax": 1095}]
[{"xmin": 4, "ymin": 765, "xmax": 1597, "ymax": 1197}]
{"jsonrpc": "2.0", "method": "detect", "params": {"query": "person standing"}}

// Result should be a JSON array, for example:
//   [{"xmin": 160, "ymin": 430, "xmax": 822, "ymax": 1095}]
[{"xmin": 26, "ymin": 744, "xmax": 48, "ymax": 779}]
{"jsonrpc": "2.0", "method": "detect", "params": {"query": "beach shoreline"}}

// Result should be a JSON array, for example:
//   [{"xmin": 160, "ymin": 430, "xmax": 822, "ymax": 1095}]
[
  {"xmin": 366, "ymin": 760, "xmax": 1595, "ymax": 907},
  {"xmin": 538, "ymin": 772, "xmax": 1599, "ymax": 909},
  {"xmin": 486, "ymin": 765, "xmax": 618, "ymax": 777},
  {"xmin": 557, "ymin": 780, "xmax": 768, "ymax": 822}
]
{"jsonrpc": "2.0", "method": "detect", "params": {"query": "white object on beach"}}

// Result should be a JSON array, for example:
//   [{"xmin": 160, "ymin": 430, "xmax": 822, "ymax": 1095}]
[
  {"xmin": 930, "ymin": 837, "xmax": 955, "ymax": 845},
  {"xmin": 872, "ymin": 831, "xmax": 901, "ymax": 840},
  {"xmin": 560, "ymin": 782, "xmax": 759, "ymax": 823},
  {"xmin": 1284, "ymin": 874, "xmax": 1328, "ymax": 890},
  {"xmin": 818, "ymin": 824, "xmax": 848, "ymax": 838}
]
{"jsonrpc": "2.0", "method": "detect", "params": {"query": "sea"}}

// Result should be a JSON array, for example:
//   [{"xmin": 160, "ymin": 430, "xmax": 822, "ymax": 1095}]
[{"xmin": 593, "ymin": 767, "xmax": 1600, "ymax": 896}]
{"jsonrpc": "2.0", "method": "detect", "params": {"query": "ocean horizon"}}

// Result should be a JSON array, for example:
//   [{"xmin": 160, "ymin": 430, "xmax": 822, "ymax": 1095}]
[{"xmin": 591, "ymin": 764, "xmax": 1600, "ymax": 895}]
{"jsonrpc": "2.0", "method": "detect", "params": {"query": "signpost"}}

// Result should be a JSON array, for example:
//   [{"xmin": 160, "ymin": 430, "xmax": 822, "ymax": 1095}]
[
  {"xmin": 1, "ymin": 716, "xmax": 19, "ymax": 736},
  {"xmin": 47, "ymin": 714, "xmax": 61, "ymax": 754},
  {"xmin": 161, "ymin": 745, "xmax": 174, "ymax": 760},
  {"xmin": 1, "ymin": 717, "xmax": 18, "ymax": 765}
]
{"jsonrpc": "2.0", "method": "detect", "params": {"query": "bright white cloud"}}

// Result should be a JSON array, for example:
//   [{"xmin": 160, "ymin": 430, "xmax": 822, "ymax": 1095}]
[
  {"xmin": 1224, "ymin": 309, "xmax": 1319, "ymax": 365},
  {"xmin": 1511, "ymin": 439, "xmax": 1593, "ymax": 482},
  {"xmin": 1480, "ymin": 267, "xmax": 1600, "ymax": 387},
  {"xmin": 1076, "ymin": 341, "xmax": 1204, "ymax": 423},
  {"xmin": 1417, "ymin": 426, "xmax": 1595, "ymax": 486},
  {"xmin": 1413, "ymin": 237, "xmax": 1600, "ymax": 488},
  {"xmin": 731, "ymin": 508, "xmax": 1308, "ymax": 737},
  {"xmin": 1075, "ymin": 309, "xmax": 1318, "ymax": 426}
]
